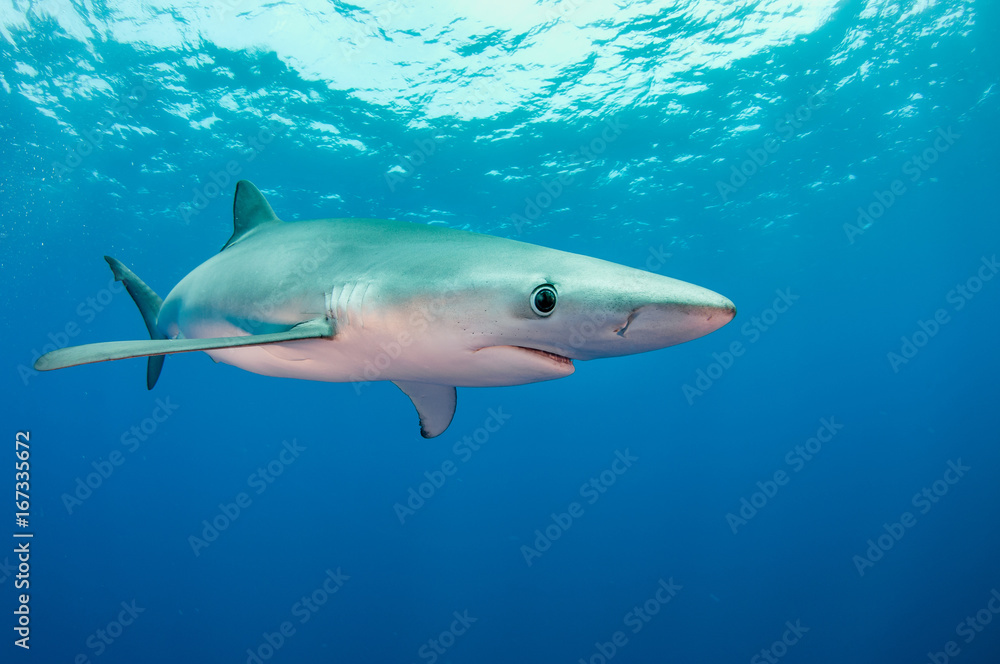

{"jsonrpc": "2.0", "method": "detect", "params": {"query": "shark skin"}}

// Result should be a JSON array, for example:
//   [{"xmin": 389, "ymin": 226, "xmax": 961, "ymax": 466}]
[{"xmin": 35, "ymin": 181, "xmax": 736, "ymax": 437}]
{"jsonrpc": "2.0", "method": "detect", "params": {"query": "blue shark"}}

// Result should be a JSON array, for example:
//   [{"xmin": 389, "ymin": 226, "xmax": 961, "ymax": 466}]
[{"xmin": 36, "ymin": 181, "xmax": 736, "ymax": 437}]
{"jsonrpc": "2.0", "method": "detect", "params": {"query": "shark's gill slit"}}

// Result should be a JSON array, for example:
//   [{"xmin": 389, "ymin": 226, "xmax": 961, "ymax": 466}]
[
  {"xmin": 354, "ymin": 281, "xmax": 371, "ymax": 329},
  {"xmin": 336, "ymin": 282, "xmax": 355, "ymax": 326}
]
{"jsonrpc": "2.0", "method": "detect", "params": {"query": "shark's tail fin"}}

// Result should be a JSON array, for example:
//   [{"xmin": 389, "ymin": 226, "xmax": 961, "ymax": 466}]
[{"xmin": 103, "ymin": 256, "xmax": 167, "ymax": 389}]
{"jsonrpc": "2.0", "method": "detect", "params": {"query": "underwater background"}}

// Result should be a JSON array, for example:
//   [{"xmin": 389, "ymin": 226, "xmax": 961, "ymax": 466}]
[{"xmin": 3, "ymin": 1, "xmax": 1000, "ymax": 662}]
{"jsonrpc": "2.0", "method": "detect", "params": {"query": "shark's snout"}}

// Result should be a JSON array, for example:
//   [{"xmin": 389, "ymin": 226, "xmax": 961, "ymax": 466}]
[
  {"xmin": 545, "ymin": 282, "xmax": 735, "ymax": 362},
  {"xmin": 684, "ymin": 292, "xmax": 737, "ymax": 333},
  {"xmin": 621, "ymin": 295, "xmax": 735, "ymax": 348}
]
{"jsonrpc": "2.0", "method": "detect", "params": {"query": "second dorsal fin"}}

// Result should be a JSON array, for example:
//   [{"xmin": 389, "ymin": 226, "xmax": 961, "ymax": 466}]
[{"xmin": 222, "ymin": 180, "xmax": 280, "ymax": 251}]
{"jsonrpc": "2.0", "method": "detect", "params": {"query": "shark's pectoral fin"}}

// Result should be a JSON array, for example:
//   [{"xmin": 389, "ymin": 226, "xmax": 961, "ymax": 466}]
[
  {"xmin": 34, "ymin": 318, "xmax": 334, "ymax": 372},
  {"xmin": 392, "ymin": 381, "xmax": 457, "ymax": 439}
]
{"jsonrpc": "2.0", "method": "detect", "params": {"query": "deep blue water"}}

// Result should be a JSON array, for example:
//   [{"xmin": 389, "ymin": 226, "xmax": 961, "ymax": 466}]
[{"xmin": 3, "ymin": 1, "xmax": 1000, "ymax": 663}]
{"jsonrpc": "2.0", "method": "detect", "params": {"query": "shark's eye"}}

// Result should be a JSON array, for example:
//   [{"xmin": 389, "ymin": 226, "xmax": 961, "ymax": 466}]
[{"xmin": 531, "ymin": 284, "xmax": 557, "ymax": 316}]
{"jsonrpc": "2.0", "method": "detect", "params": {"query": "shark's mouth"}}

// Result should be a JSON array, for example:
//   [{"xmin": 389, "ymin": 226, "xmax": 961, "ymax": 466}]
[
  {"xmin": 510, "ymin": 346, "xmax": 574, "ymax": 367},
  {"xmin": 471, "ymin": 345, "xmax": 575, "ymax": 381}
]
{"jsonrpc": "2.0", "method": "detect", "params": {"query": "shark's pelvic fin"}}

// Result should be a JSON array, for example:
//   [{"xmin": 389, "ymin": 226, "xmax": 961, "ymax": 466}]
[
  {"xmin": 104, "ymin": 256, "xmax": 167, "ymax": 389},
  {"xmin": 34, "ymin": 318, "xmax": 334, "ymax": 372},
  {"xmin": 392, "ymin": 381, "xmax": 457, "ymax": 439},
  {"xmin": 222, "ymin": 180, "xmax": 281, "ymax": 251}
]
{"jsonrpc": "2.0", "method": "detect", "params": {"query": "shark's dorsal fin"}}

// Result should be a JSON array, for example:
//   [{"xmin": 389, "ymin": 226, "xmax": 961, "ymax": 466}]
[
  {"xmin": 392, "ymin": 381, "xmax": 457, "ymax": 438},
  {"xmin": 222, "ymin": 180, "xmax": 280, "ymax": 251}
]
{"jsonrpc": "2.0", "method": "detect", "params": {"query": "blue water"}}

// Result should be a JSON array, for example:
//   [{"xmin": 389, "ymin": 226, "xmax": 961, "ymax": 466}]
[{"xmin": 3, "ymin": 1, "xmax": 1000, "ymax": 663}]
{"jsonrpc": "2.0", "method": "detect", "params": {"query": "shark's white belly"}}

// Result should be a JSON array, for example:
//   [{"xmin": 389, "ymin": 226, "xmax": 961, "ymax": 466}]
[{"xmin": 188, "ymin": 318, "xmax": 573, "ymax": 388}]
